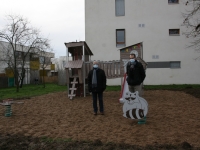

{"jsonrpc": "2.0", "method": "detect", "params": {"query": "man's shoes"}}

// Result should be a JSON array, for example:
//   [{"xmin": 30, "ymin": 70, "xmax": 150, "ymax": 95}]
[
  {"xmin": 94, "ymin": 112, "xmax": 97, "ymax": 115},
  {"xmin": 100, "ymin": 112, "xmax": 104, "ymax": 115}
]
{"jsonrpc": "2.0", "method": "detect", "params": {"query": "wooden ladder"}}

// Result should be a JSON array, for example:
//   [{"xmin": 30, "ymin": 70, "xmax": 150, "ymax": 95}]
[{"xmin": 68, "ymin": 77, "xmax": 78, "ymax": 100}]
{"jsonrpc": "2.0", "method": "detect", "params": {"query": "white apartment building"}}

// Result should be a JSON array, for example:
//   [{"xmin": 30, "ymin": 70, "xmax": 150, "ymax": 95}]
[
  {"xmin": 85, "ymin": 0, "xmax": 200, "ymax": 85},
  {"xmin": 0, "ymin": 41, "xmax": 55, "ymax": 86}
]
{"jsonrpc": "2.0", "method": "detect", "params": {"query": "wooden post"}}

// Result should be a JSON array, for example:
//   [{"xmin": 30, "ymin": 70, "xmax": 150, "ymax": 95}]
[
  {"xmin": 82, "ymin": 45, "xmax": 85, "ymax": 97},
  {"xmin": 66, "ymin": 46, "xmax": 69, "ymax": 97},
  {"xmin": 108, "ymin": 62, "xmax": 111, "ymax": 77},
  {"xmin": 104, "ymin": 62, "xmax": 108, "ymax": 77},
  {"xmin": 66, "ymin": 69, "xmax": 69, "ymax": 84},
  {"xmin": 111, "ymin": 61, "xmax": 115, "ymax": 77},
  {"xmin": 78, "ymin": 68, "xmax": 83, "ymax": 84},
  {"xmin": 118, "ymin": 61, "xmax": 120, "ymax": 76}
]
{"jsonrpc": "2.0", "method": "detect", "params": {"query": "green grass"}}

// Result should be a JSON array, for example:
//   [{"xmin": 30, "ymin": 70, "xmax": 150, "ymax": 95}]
[
  {"xmin": 0, "ymin": 83, "xmax": 67, "ymax": 101},
  {"xmin": 106, "ymin": 84, "xmax": 200, "ymax": 91},
  {"xmin": 105, "ymin": 85, "xmax": 121, "ymax": 91},
  {"xmin": 0, "ymin": 84, "xmax": 200, "ymax": 101},
  {"xmin": 144, "ymin": 84, "xmax": 200, "ymax": 90}
]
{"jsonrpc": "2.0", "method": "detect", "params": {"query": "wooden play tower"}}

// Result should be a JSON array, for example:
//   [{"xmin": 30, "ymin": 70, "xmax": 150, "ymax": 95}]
[
  {"xmin": 64, "ymin": 41, "xmax": 147, "ymax": 99},
  {"xmin": 64, "ymin": 41, "xmax": 93, "ymax": 99}
]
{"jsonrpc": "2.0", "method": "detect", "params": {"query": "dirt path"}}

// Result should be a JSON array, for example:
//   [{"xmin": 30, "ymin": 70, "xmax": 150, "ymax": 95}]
[{"xmin": 0, "ymin": 90, "xmax": 200, "ymax": 148}]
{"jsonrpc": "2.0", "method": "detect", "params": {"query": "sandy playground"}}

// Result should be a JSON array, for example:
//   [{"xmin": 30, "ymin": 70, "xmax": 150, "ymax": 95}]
[{"xmin": 0, "ymin": 90, "xmax": 200, "ymax": 148}]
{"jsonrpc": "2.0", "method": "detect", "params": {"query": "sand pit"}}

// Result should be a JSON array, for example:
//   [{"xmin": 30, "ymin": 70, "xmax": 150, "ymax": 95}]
[{"xmin": 0, "ymin": 90, "xmax": 200, "ymax": 147}]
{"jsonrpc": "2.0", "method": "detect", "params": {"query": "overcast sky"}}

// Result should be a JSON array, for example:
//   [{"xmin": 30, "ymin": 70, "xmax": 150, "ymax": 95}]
[{"xmin": 0, "ymin": 0, "xmax": 85, "ymax": 58}]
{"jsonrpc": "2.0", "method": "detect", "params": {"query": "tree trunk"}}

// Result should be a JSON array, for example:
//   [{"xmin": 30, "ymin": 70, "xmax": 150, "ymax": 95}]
[
  {"xmin": 43, "ymin": 69, "xmax": 45, "ymax": 88},
  {"xmin": 15, "ymin": 71, "xmax": 19, "ymax": 92},
  {"xmin": 20, "ymin": 68, "xmax": 26, "ymax": 88}
]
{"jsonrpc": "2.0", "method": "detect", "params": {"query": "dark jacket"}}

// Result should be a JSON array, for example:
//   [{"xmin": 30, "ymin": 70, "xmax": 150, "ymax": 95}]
[
  {"xmin": 88, "ymin": 68, "xmax": 107, "ymax": 93},
  {"xmin": 126, "ymin": 60, "xmax": 146, "ymax": 86}
]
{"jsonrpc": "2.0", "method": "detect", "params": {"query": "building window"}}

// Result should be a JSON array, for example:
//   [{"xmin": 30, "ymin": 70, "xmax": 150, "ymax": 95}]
[
  {"xmin": 170, "ymin": 61, "xmax": 181, "ymax": 68},
  {"xmin": 152, "ymin": 55, "xmax": 159, "ymax": 59},
  {"xmin": 138, "ymin": 24, "xmax": 145, "ymax": 28},
  {"xmin": 39, "ymin": 56, "xmax": 45, "ymax": 64},
  {"xmin": 169, "ymin": 29, "xmax": 180, "ymax": 36},
  {"xmin": 168, "ymin": 0, "xmax": 179, "ymax": 4},
  {"xmin": 15, "ymin": 51, "xmax": 23, "ymax": 60},
  {"xmin": 115, "ymin": 0, "xmax": 125, "ymax": 16},
  {"xmin": 63, "ymin": 61, "xmax": 66, "ymax": 68},
  {"xmin": 116, "ymin": 29, "xmax": 125, "ymax": 47},
  {"xmin": 30, "ymin": 53, "xmax": 39, "ymax": 61},
  {"xmin": 147, "ymin": 61, "xmax": 181, "ymax": 68}
]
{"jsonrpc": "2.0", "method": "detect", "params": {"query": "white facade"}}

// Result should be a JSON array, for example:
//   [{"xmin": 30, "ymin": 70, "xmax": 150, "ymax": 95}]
[
  {"xmin": 0, "ymin": 41, "xmax": 55, "ymax": 85},
  {"xmin": 52, "ymin": 56, "xmax": 74, "ymax": 71},
  {"xmin": 85, "ymin": 0, "xmax": 200, "ymax": 85}
]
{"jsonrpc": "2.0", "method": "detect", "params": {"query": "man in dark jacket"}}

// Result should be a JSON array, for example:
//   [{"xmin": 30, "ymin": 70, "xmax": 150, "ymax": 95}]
[
  {"xmin": 126, "ymin": 52, "xmax": 146, "ymax": 96},
  {"xmin": 88, "ymin": 61, "xmax": 106, "ymax": 115}
]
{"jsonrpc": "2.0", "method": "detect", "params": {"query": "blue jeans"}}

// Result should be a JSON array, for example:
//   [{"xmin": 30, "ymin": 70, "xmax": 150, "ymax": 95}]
[{"xmin": 92, "ymin": 92, "xmax": 104, "ymax": 113}]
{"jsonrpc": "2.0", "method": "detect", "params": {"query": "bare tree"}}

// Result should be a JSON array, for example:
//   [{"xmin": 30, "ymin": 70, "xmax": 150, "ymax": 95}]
[
  {"xmin": 0, "ymin": 14, "xmax": 51, "ymax": 92},
  {"xmin": 182, "ymin": 0, "xmax": 200, "ymax": 59},
  {"xmin": 39, "ymin": 50, "xmax": 54, "ymax": 88},
  {"xmin": 53, "ymin": 57, "xmax": 67, "ymax": 86}
]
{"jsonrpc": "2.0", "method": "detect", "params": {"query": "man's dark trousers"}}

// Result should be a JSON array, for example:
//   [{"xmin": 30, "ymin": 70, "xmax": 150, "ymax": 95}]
[{"xmin": 92, "ymin": 92, "xmax": 104, "ymax": 113}]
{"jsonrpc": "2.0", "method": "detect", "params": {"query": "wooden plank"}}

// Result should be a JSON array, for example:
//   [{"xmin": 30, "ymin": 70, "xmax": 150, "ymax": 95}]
[
  {"xmin": 85, "ymin": 63, "xmax": 89, "ymax": 76},
  {"xmin": 108, "ymin": 62, "xmax": 111, "ymax": 77},
  {"xmin": 111, "ymin": 62, "xmax": 114, "ymax": 76},
  {"xmin": 66, "ymin": 69, "xmax": 69, "ymax": 84},
  {"xmin": 68, "ymin": 94, "xmax": 76, "ymax": 97},
  {"xmin": 69, "ymin": 88, "xmax": 77, "ymax": 90},
  {"xmin": 69, "ymin": 77, "xmax": 77, "ymax": 99},
  {"xmin": 65, "ymin": 42, "xmax": 84, "ymax": 48},
  {"xmin": 78, "ymin": 68, "xmax": 82, "ymax": 83},
  {"xmin": 117, "ymin": 62, "xmax": 121, "ymax": 76},
  {"xmin": 71, "ymin": 82, "xmax": 78, "ymax": 84}
]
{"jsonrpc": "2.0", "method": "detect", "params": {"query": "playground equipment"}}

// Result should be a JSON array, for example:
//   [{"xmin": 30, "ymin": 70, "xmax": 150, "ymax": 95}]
[
  {"xmin": 64, "ymin": 41, "xmax": 148, "ymax": 124},
  {"xmin": 118, "ymin": 43, "xmax": 148, "ymax": 124},
  {"xmin": 0, "ymin": 99, "xmax": 24, "ymax": 117},
  {"xmin": 64, "ymin": 41, "xmax": 93, "ymax": 99},
  {"xmin": 119, "ymin": 74, "xmax": 148, "ymax": 124},
  {"xmin": 64, "ymin": 41, "xmax": 147, "ymax": 99}
]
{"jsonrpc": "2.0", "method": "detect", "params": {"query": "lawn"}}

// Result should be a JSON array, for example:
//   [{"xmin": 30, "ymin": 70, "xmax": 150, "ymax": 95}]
[
  {"xmin": 0, "ymin": 83, "xmax": 67, "ymax": 101},
  {"xmin": 1, "ymin": 84, "xmax": 200, "ymax": 101}
]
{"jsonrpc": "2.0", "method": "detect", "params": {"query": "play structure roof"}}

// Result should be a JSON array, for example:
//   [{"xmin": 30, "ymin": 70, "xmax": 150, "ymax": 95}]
[
  {"xmin": 65, "ymin": 60, "xmax": 83, "ymax": 69},
  {"xmin": 64, "ymin": 41, "xmax": 93, "ymax": 56},
  {"xmin": 118, "ymin": 42, "xmax": 142, "ymax": 51}
]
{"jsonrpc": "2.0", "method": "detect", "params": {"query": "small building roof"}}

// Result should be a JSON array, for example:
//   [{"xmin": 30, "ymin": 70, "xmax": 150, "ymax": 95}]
[
  {"xmin": 65, "ymin": 60, "xmax": 83, "ymax": 69},
  {"xmin": 64, "ymin": 41, "xmax": 93, "ymax": 55},
  {"xmin": 118, "ymin": 42, "xmax": 142, "ymax": 51}
]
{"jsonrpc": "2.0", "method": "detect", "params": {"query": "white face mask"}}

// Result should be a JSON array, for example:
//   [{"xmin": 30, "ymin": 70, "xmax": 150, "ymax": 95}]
[
  {"xmin": 130, "ymin": 59, "xmax": 135, "ymax": 63},
  {"xmin": 93, "ymin": 64, "xmax": 98, "ymax": 68}
]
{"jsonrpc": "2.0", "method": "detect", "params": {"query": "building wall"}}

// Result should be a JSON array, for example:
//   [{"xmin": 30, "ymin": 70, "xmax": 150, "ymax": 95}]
[
  {"xmin": 52, "ymin": 56, "xmax": 67, "ymax": 85},
  {"xmin": 85, "ymin": 0, "xmax": 200, "ymax": 85},
  {"xmin": 0, "ymin": 41, "xmax": 55, "ymax": 85}
]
